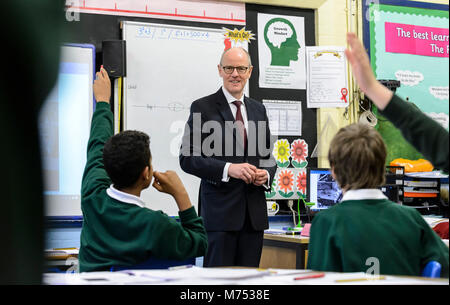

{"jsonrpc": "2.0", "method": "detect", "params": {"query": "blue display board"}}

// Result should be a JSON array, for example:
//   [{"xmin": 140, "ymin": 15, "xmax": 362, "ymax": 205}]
[{"xmin": 362, "ymin": 1, "xmax": 449, "ymax": 163}]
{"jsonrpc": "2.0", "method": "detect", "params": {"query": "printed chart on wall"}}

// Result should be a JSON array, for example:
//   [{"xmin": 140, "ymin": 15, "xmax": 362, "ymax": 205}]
[
  {"xmin": 122, "ymin": 21, "xmax": 249, "ymax": 215},
  {"xmin": 257, "ymin": 13, "xmax": 306, "ymax": 89},
  {"xmin": 65, "ymin": 0, "xmax": 246, "ymax": 25},
  {"xmin": 306, "ymin": 46, "xmax": 348, "ymax": 108},
  {"xmin": 369, "ymin": 4, "xmax": 449, "ymax": 162}
]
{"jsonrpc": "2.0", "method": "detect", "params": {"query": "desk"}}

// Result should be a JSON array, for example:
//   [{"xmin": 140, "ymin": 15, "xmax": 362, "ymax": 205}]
[
  {"xmin": 45, "ymin": 248, "xmax": 79, "ymax": 273},
  {"xmin": 259, "ymin": 234, "xmax": 309, "ymax": 269},
  {"xmin": 42, "ymin": 267, "xmax": 448, "ymax": 285}
]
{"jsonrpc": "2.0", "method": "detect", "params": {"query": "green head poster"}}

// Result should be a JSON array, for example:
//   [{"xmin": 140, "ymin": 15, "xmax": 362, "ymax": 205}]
[{"xmin": 258, "ymin": 13, "xmax": 306, "ymax": 89}]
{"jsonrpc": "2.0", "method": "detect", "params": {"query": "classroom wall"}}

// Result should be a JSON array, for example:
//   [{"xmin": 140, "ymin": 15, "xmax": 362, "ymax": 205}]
[
  {"xmin": 233, "ymin": 0, "xmax": 358, "ymax": 167},
  {"xmin": 233, "ymin": 0, "xmax": 448, "ymax": 167},
  {"xmin": 315, "ymin": 0, "xmax": 359, "ymax": 167},
  {"xmin": 316, "ymin": 0, "xmax": 449, "ymax": 167},
  {"xmin": 47, "ymin": 0, "xmax": 448, "ymax": 249}
]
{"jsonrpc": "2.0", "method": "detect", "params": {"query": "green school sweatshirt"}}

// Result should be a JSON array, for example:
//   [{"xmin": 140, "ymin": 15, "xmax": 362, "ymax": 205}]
[
  {"xmin": 79, "ymin": 102, "xmax": 207, "ymax": 272},
  {"xmin": 380, "ymin": 94, "xmax": 449, "ymax": 174},
  {"xmin": 307, "ymin": 198, "xmax": 449, "ymax": 277}
]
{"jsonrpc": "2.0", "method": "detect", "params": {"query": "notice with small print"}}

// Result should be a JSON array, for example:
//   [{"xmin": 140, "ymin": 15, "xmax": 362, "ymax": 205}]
[
  {"xmin": 306, "ymin": 46, "xmax": 348, "ymax": 108},
  {"xmin": 258, "ymin": 13, "xmax": 306, "ymax": 89}
]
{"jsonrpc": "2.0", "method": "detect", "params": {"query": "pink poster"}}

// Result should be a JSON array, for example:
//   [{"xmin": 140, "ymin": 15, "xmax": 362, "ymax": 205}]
[{"xmin": 385, "ymin": 22, "xmax": 449, "ymax": 58}]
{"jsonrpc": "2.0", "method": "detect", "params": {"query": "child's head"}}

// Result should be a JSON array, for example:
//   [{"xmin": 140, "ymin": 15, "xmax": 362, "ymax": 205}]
[
  {"xmin": 328, "ymin": 123, "xmax": 386, "ymax": 191},
  {"xmin": 103, "ymin": 130, "xmax": 152, "ymax": 190}
]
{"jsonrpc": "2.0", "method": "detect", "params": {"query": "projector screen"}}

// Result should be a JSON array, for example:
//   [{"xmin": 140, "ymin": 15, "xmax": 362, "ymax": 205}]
[{"xmin": 39, "ymin": 44, "xmax": 95, "ymax": 216}]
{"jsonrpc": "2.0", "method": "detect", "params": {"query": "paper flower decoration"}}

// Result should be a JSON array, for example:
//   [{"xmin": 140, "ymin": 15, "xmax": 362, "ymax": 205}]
[
  {"xmin": 296, "ymin": 170, "xmax": 307, "ymax": 198},
  {"xmin": 290, "ymin": 139, "xmax": 308, "ymax": 168},
  {"xmin": 273, "ymin": 139, "xmax": 290, "ymax": 167},
  {"xmin": 277, "ymin": 169, "xmax": 294, "ymax": 198},
  {"xmin": 265, "ymin": 176, "xmax": 277, "ymax": 199}
]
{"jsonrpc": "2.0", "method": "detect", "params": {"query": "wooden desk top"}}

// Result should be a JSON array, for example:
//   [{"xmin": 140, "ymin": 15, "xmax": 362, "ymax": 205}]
[{"xmin": 264, "ymin": 233, "xmax": 310, "ymax": 244}]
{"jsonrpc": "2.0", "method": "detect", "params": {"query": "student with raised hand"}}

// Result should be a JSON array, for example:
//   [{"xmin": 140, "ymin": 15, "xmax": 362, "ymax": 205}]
[
  {"xmin": 345, "ymin": 32, "xmax": 449, "ymax": 173},
  {"xmin": 307, "ymin": 123, "xmax": 449, "ymax": 277},
  {"xmin": 79, "ymin": 68, "xmax": 207, "ymax": 272}
]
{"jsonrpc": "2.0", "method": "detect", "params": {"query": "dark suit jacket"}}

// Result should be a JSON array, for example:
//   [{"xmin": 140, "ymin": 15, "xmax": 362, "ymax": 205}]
[{"xmin": 180, "ymin": 88, "xmax": 277, "ymax": 231}]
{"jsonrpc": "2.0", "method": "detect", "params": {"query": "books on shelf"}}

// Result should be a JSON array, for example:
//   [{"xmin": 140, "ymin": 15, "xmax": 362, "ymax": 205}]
[{"xmin": 404, "ymin": 180, "xmax": 438, "ymax": 187}]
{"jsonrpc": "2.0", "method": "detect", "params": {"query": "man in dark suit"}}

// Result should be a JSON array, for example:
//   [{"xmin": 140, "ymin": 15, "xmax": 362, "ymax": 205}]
[{"xmin": 180, "ymin": 47, "xmax": 277, "ymax": 267}]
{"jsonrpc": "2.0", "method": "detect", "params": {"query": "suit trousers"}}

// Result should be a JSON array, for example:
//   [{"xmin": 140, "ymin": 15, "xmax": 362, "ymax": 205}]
[{"xmin": 203, "ymin": 206, "xmax": 264, "ymax": 267}]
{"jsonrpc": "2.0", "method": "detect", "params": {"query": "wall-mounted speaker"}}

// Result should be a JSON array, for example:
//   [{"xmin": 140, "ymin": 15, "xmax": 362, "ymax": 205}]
[{"xmin": 102, "ymin": 40, "xmax": 126, "ymax": 78}]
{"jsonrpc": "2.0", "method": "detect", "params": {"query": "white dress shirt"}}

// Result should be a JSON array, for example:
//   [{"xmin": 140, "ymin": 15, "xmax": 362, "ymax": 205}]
[
  {"xmin": 222, "ymin": 86, "xmax": 249, "ymax": 130},
  {"xmin": 221, "ymin": 87, "xmax": 270, "ymax": 189}
]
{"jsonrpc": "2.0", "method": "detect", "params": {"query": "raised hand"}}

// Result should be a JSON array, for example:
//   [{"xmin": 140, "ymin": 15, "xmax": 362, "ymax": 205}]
[{"xmin": 93, "ymin": 66, "xmax": 111, "ymax": 103}]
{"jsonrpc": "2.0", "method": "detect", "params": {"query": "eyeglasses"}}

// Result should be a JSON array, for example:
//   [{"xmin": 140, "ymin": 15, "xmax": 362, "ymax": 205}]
[{"xmin": 221, "ymin": 66, "xmax": 250, "ymax": 74}]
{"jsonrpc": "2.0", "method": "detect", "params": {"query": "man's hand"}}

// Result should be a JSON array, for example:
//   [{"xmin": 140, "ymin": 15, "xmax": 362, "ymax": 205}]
[
  {"xmin": 93, "ymin": 66, "xmax": 111, "ymax": 103},
  {"xmin": 253, "ymin": 169, "xmax": 268, "ymax": 186},
  {"xmin": 228, "ymin": 163, "xmax": 257, "ymax": 184},
  {"xmin": 152, "ymin": 170, "xmax": 191, "ymax": 211},
  {"xmin": 345, "ymin": 33, "xmax": 392, "ymax": 110}
]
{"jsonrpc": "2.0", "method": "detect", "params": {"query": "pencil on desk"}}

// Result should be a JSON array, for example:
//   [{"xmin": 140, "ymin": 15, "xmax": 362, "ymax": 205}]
[
  {"xmin": 168, "ymin": 264, "xmax": 193, "ymax": 270},
  {"xmin": 335, "ymin": 276, "xmax": 386, "ymax": 283},
  {"xmin": 294, "ymin": 272, "xmax": 325, "ymax": 281}
]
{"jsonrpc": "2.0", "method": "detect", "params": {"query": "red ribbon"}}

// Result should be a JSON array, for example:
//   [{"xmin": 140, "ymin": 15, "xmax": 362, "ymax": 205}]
[{"xmin": 341, "ymin": 88, "xmax": 348, "ymax": 103}]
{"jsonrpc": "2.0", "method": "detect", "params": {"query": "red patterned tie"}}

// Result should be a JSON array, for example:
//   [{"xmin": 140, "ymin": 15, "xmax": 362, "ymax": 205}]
[{"xmin": 232, "ymin": 100, "xmax": 247, "ymax": 151}]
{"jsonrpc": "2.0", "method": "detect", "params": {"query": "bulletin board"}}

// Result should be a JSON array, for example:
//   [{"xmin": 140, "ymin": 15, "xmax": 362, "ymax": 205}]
[
  {"xmin": 246, "ymin": 4, "xmax": 317, "ymax": 204},
  {"xmin": 363, "ymin": 1, "xmax": 449, "ymax": 164}
]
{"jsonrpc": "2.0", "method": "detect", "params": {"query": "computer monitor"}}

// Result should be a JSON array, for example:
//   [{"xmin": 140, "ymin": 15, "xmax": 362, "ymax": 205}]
[{"xmin": 306, "ymin": 168, "xmax": 343, "ymax": 211}]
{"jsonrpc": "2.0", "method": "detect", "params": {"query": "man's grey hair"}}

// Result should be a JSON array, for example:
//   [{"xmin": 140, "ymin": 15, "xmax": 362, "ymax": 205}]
[{"xmin": 219, "ymin": 47, "xmax": 252, "ymax": 67}]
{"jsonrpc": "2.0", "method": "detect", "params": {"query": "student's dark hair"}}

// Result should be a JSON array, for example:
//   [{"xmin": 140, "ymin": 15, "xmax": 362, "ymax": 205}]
[
  {"xmin": 103, "ymin": 130, "xmax": 151, "ymax": 189},
  {"xmin": 328, "ymin": 123, "xmax": 386, "ymax": 191}
]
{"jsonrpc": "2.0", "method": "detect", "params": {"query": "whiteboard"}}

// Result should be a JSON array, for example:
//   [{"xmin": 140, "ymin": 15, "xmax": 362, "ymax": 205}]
[{"xmin": 123, "ymin": 21, "xmax": 248, "ymax": 215}]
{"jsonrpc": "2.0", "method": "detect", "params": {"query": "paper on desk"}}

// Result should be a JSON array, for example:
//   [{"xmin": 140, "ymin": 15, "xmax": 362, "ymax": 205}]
[
  {"xmin": 239, "ymin": 269, "xmax": 318, "ymax": 285},
  {"xmin": 44, "ymin": 271, "xmax": 166, "ymax": 285},
  {"xmin": 405, "ymin": 171, "xmax": 448, "ymax": 178},
  {"xmin": 45, "ymin": 248, "xmax": 79, "ymax": 255},
  {"xmin": 199, "ymin": 267, "xmax": 271, "ymax": 279},
  {"xmin": 244, "ymin": 271, "xmax": 392, "ymax": 285},
  {"xmin": 252, "ymin": 272, "xmax": 378, "ymax": 285},
  {"xmin": 121, "ymin": 266, "xmax": 270, "ymax": 282},
  {"xmin": 422, "ymin": 216, "xmax": 449, "ymax": 228},
  {"xmin": 44, "ymin": 271, "xmax": 183, "ymax": 285},
  {"xmin": 264, "ymin": 228, "xmax": 286, "ymax": 234},
  {"xmin": 268, "ymin": 268, "xmax": 313, "ymax": 275},
  {"xmin": 43, "ymin": 273, "xmax": 70, "ymax": 285},
  {"xmin": 43, "ymin": 272, "xmax": 127, "ymax": 285},
  {"xmin": 43, "ymin": 269, "xmax": 448, "ymax": 285}
]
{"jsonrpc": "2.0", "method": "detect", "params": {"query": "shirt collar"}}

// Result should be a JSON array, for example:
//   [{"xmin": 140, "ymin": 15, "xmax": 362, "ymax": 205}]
[
  {"xmin": 106, "ymin": 184, "xmax": 146, "ymax": 208},
  {"xmin": 341, "ymin": 189, "xmax": 388, "ymax": 201},
  {"xmin": 222, "ymin": 86, "xmax": 245, "ymax": 105}
]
